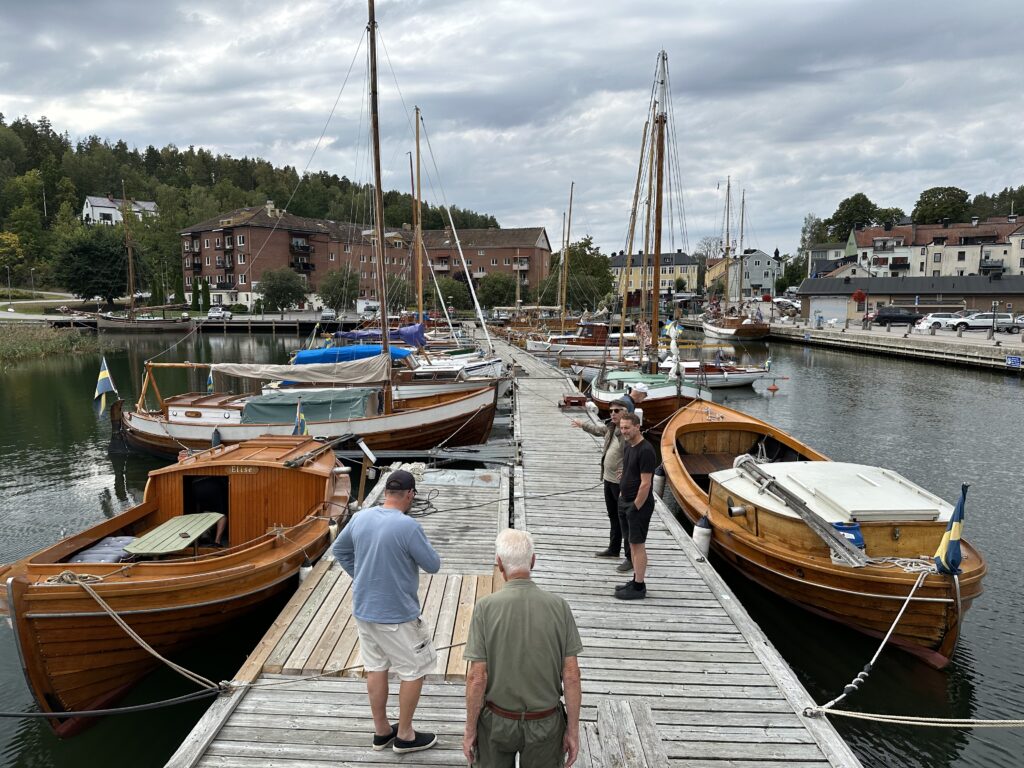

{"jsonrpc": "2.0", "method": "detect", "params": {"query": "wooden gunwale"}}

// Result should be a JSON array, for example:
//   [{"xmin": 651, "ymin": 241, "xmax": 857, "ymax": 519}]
[{"xmin": 660, "ymin": 399, "xmax": 986, "ymax": 667}]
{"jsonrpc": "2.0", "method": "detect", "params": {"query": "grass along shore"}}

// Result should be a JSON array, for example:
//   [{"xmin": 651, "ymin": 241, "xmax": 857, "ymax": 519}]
[{"xmin": 0, "ymin": 324, "xmax": 109, "ymax": 363}]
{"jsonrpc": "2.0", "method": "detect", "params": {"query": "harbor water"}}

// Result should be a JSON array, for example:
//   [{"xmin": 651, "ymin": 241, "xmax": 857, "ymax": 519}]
[{"xmin": 0, "ymin": 332, "xmax": 1022, "ymax": 766}]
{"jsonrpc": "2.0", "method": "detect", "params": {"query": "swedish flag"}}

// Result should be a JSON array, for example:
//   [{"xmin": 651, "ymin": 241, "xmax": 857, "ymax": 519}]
[
  {"xmin": 207, "ymin": 370, "xmax": 214, "ymax": 394},
  {"xmin": 93, "ymin": 357, "xmax": 118, "ymax": 416},
  {"xmin": 292, "ymin": 399, "xmax": 308, "ymax": 436},
  {"xmin": 934, "ymin": 483, "xmax": 968, "ymax": 576}
]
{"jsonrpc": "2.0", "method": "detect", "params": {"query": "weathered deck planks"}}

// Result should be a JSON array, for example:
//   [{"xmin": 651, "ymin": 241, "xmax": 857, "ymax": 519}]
[{"xmin": 168, "ymin": 339, "xmax": 861, "ymax": 768}]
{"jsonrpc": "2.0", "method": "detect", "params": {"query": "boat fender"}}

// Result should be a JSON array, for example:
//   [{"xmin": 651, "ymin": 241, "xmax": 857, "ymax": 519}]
[
  {"xmin": 653, "ymin": 465, "xmax": 666, "ymax": 499},
  {"xmin": 585, "ymin": 400, "xmax": 598, "ymax": 413},
  {"xmin": 327, "ymin": 518, "xmax": 340, "ymax": 543},
  {"xmin": 298, "ymin": 557, "xmax": 314, "ymax": 582},
  {"xmin": 211, "ymin": 428, "xmax": 222, "ymax": 448},
  {"xmin": 693, "ymin": 514, "xmax": 712, "ymax": 557},
  {"xmin": 635, "ymin": 407, "xmax": 644, "ymax": 426}
]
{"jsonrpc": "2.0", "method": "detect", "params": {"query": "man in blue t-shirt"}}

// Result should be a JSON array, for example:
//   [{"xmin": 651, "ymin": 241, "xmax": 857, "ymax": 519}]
[{"xmin": 333, "ymin": 469, "xmax": 441, "ymax": 754}]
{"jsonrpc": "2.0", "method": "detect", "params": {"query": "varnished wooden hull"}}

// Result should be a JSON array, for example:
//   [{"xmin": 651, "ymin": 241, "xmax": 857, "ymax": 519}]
[
  {"xmin": 1, "ymin": 436, "xmax": 350, "ymax": 735},
  {"xmin": 117, "ymin": 386, "xmax": 498, "ymax": 459},
  {"xmin": 96, "ymin": 315, "xmax": 196, "ymax": 333},
  {"xmin": 661, "ymin": 400, "xmax": 986, "ymax": 668},
  {"xmin": 701, "ymin": 319, "xmax": 770, "ymax": 340}
]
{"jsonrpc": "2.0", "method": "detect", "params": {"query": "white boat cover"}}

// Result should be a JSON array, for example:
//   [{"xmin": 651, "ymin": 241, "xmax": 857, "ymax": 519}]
[{"xmin": 211, "ymin": 356, "xmax": 391, "ymax": 384}]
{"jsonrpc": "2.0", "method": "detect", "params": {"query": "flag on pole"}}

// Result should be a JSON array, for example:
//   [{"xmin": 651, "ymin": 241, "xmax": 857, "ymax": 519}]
[
  {"xmin": 93, "ymin": 357, "xmax": 118, "ymax": 416},
  {"xmin": 207, "ymin": 370, "xmax": 214, "ymax": 394},
  {"xmin": 934, "ymin": 483, "xmax": 968, "ymax": 576},
  {"xmin": 292, "ymin": 399, "xmax": 308, "ymax": 436}
]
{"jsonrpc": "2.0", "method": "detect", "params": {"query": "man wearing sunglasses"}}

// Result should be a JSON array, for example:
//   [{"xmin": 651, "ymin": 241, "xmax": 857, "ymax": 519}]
[{"xmin": 571, "ymin": 398, "xmax": 630, "ymax": 565}]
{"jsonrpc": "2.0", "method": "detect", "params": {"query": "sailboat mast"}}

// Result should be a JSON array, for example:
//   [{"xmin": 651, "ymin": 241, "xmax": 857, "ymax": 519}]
[
  {"xmin": 367, "ymin": 0, "xmax": 389, "ymax": 356},
  {"xmin": 650, "ymin": 50, "xmax": 668, "ymax": 367},
  {"xmin": 121, "ymin": 180, "xmax": 135, "ymax": 320},
  {"xmin": 723, "ymin": 176, "xmax": 731, "ymax": 306},
  {"xmin": 618, "ymin": 119, "xmax": 650, "ymax": 357},
  {"xmin": 738, "ymin": 188, "xmax": 746, "ymax": 304},
  {"xmin": 414, "ymin": 106, "xmax": 423, "ymax": 323},
  {"xmin": 639, "ymin": 123, "xmax": 656, "ymax": 318},
  {"xmin": 560, "ymin": 182, "xmax": 574, "ymax": 334}
]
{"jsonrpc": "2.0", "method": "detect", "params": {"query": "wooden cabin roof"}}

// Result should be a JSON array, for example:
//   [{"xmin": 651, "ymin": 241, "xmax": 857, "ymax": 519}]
[{"xmin": 150, "ymin": 436, "xmax": 335, "ymax": 477}]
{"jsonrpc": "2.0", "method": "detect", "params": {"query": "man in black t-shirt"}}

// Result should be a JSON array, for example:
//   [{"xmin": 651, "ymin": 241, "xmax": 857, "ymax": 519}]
[{"xmin": 615, "ymin": 412, "xmax": 657, "ymax": 600}]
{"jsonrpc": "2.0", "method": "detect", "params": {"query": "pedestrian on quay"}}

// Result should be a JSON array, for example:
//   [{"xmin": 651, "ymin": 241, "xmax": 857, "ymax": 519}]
[
  {"xmin": 463, "ymin": 529, "xmax": 583, "ymax": 767},
  {"xmin": 332, "ymin": 469, "xmax": 442, "ymax": 754},
  {"xmin": 614, "ymin": 412, "xmax": 657, "ymax": 600},
  {"xmin": 570, "ymin": 397, "xmax": 629, "ymax": 562}
]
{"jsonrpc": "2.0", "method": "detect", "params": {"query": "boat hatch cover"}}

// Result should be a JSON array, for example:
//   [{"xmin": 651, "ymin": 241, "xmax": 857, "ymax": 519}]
[{"xmin": 710, "ymin": 461, "xmax": 951, "ymax": 523}]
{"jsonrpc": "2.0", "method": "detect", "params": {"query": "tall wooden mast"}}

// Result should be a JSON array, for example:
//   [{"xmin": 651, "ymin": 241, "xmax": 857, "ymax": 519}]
[
  {"xmin": 723, "ymin": 175, "xmax": 731, "ymax": 307},
  {"xmin": 559, "ymin": 182, "xmax": 574, "ymax": 334},
  {"xmin": 367, "ymin": 0, "xmax": 389, "ymax": 356},
  {"xmin": 650, "ymin": 50, "xmax": 668, "ymax": 367},
  {"xmin": 618, "ymin": 119, "xmax": 651, "ymax": 357},
  {"xmin": 414, "ymin": 106, "xmax": 423, "ymax": 322},
  {"xmin": 738, "ymin": 188, "xmax": 746, "ymax": 306},
  {"xmin": 121, "ymin": 180, "xmax": 136, "ymax": 321}
]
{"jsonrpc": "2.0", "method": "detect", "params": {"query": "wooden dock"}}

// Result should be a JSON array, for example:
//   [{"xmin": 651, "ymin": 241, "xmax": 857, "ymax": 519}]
[{"xmin": 167, "ymin": 341, "xmax": 861, "ymax": 768}]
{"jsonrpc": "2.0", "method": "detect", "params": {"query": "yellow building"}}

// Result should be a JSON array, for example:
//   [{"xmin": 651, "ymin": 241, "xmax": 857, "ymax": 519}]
[{"xmin": 610, "ymin": 250, "xmax": 699, "ymax": 296}]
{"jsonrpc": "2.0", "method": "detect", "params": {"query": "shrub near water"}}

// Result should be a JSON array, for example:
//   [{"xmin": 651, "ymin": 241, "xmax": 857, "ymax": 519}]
[{"xmin": 0, "ymin": 324, "xmax": 105, "ymax": 363}]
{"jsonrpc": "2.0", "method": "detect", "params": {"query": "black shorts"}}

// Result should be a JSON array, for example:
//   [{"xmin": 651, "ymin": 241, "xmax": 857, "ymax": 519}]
[{"xmin": 617, "ymin": 496, "xmax": 654, "ymax": 544}]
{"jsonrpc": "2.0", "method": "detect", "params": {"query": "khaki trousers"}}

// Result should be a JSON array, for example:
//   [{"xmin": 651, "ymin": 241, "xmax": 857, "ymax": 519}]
[{"xmin": 474, "ymin": 706, "xmax": 565, "ymax": 768}]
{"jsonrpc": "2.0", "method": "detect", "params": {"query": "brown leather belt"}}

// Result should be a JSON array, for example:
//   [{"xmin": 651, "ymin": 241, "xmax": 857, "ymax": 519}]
[{"xmin": 485, "ymin": 701, "xmax": 558, "ymax": 721}]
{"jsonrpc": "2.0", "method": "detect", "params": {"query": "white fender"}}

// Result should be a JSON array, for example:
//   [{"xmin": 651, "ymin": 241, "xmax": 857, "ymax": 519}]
[
  {"xmin": 693, "ymin": 514, "xmax": 712, "ymax": 557},
  {"xmin": 653, "ymin": 465, "xmax": 666, "ymax": 498}
]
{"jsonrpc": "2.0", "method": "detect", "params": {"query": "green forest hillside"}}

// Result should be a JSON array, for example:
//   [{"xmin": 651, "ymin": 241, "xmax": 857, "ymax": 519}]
[{"xmin": 0, "ymin": 114, "xmax": 499, "ymax": 300}]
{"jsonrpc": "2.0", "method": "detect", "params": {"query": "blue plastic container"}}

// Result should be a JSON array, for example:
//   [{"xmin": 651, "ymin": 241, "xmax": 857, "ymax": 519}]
[{"xmin": 832, "ymin": 521, "xmax": 865, "ymax": 549}]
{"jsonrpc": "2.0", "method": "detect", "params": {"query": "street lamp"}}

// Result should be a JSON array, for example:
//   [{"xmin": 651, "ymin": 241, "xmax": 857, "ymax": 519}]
[
  {"xmin": 30, "ymin": 268, "xmax": 35, "ymax": 300},
  {"xmin": 991, "ymin": 300, "xmax": 999, "ymax": 337}
]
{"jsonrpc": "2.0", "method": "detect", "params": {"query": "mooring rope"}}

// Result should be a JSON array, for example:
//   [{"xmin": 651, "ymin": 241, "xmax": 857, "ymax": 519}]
[
  {"xmin": 45, "ymin": 570, "xmax": 219, "ymax": 691},
  {"xmin": 805, "ymin": 571, "xmax": 1024, "ymax": 728}
]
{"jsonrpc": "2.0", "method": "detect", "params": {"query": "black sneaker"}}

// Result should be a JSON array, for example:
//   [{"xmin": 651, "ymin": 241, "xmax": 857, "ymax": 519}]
[
  {"xmin": 371, "ymin": 723, "xmax": 398, "ymax": 751},
  {"xmin": 594, "ymin": 548, "xmax": 618, "ymax": 558},
  {"xmin": 614, "ymin": 579, "xmax": 635, "ymax": 592},
  {"xmin": 615, "ymin": 558, "xmax": 634, "ymax": 573},
  {"xmin": 393, "ymin": 731, "xmax": 437, "ymax": 754},
  {"xmin": 615, "ymin": 582, "xmax": 647, "ymax": 600}
]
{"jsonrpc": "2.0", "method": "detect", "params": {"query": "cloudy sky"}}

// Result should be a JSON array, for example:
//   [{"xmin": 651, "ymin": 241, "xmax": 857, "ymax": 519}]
[{"xmin": 2, "ymin": 0, "xmax": 1021, "ymax": 257}]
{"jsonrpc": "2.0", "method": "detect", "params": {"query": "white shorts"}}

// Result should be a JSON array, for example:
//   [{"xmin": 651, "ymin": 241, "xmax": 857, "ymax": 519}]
[{"xmin": 354, "ymin": 617, "xmax": 437, "ymax": 680}]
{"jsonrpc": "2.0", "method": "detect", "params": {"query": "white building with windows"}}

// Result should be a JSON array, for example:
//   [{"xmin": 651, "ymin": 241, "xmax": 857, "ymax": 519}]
[{"xmin": 81, "ymin": 195, "xmax": 158, "ymax": 225}]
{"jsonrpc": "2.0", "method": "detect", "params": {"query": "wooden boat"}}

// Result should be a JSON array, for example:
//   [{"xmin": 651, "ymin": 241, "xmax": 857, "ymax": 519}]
[
  {"xmin": 113, "ymin": 360, "xmax": 498, "ymax": 459},
  {"xmin": 525, "ymin": 322, "xmax": 638, "ymax": 358},
  {"xmin": 589, "ymin": 371, "xmax": 709, "ymax": 434},
  {"xmin": 0, "ymin": 436, "xmax": 350, "ymax": 736},
  {"xmin": 701, "ymin": 314, "xmax": 770, "ymax": 340},
  {"xmin": 96, "ymin": 312, "xmax": 196, "ymax": 332},
  {"xmin": 661, "ymin": 400, "xmax": 986, "ymax": 668},
  {"xmin": 658, "ymin": 359, "xmax": 772, "ymax": 388}
]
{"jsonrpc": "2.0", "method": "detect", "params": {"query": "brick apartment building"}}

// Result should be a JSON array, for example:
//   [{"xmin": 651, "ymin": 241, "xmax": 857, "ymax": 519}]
[{"xmin": 181, "ymin": 201, "xmax": 551, "ymax": 308}]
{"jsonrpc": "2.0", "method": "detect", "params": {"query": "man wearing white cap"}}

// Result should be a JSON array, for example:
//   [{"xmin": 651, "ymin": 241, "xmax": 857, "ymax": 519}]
[{"xmin": 624, "ymin": 382, "xmax": 648, "ymax": 416}]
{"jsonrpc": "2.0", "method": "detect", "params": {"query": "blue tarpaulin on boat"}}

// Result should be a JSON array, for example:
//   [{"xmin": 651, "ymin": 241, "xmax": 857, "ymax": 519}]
[
  {"xmin": 332, "ymin": 323, "xmax": 428, "ymax": 348},
  {"xmin": 293, "ymin": 345, "xmax": 414, "ymax": 364}
]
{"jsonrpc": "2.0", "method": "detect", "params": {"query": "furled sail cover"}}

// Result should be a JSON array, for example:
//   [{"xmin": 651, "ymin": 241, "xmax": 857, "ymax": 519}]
[
  {"xmin": 293, "ymin": 345, "xmax": 413, "ymax": 364},
  {"xmin": 240, "ymin": 388, "xmax": 377, "ymax": 424},
  {"xmin": 211, "ymin": 355, "xmax": 391, "ymax": 383}
]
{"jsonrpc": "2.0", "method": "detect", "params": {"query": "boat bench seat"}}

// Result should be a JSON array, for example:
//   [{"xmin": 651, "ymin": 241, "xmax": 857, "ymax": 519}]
[
  {"xmin": 679, "ymin": 452, "xmax": 736, "ymax": 476},
  {"xmin": 69, "ymin": 536, "xmax": 137, "ymax": 563}
]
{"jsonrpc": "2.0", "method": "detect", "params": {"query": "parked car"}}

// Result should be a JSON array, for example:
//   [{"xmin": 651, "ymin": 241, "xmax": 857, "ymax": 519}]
[
  {"xmin": 914, "ymin": 312, "xmax": 959, "ymax": 330},
  {"xmin": 320, "ymin": 307, "xmax": 337, "ymax": 321},
  {"xmin": 953, "ymin": 312, "xmax": 1021, "ymax": 333},
  {"xmin": 872, "ymin": 307, "xmax": 924, "ymax": 326},
  {"xmin": 207, "ymin": 305, "xmax": 232, "ymax": 321}
]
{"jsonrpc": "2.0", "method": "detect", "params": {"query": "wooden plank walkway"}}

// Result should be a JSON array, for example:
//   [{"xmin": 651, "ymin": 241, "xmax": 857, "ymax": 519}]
[{"xmin": 168, "ymin": 340, "xmax": 861, "ymax": 768}]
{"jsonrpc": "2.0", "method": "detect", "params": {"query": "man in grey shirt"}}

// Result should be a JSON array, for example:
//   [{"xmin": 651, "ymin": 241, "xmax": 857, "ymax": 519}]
[{"xmin": 333, "ymin": 469, "xmax": 441, "ymax": 754}]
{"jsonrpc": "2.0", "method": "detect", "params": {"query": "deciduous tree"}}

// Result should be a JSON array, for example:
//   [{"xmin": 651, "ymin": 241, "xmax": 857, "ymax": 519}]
[
  {"xmin": 476, "ymin": 272, "xmax": 517, "ymax": 308},
  {"xmin": 256, "ymin": 268, "xmax": 306, "ymax": 317},
  {"xmin": 317, "ymin": 266, "xmax": 359, "ymax": 311},
  {"xmin": 824, "ymin": 193, "xmax": 877, "ymax": 240},
  {"xmin": 912, "ymin": 186, "xmax": 970, "ymax": 225},
  {"xmin": 54, "ymin": 225, "xmax": 126, "ymax": 304}
]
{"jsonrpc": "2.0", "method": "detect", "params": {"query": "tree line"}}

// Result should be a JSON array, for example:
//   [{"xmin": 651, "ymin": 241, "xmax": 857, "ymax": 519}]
[
  {"xmin": 0, "ymin": 114, "xmax": 500, "ymax": 300},
  {"xmin": 798, "ymin": 185, "xmax": 1024, "ymax": 253}
]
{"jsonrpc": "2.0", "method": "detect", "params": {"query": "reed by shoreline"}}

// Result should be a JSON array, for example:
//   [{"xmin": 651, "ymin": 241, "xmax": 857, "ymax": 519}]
[{"xmin": 0, "ymin": 323, "xmax": 107, "ymax": 363}]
